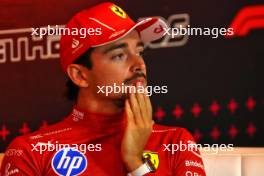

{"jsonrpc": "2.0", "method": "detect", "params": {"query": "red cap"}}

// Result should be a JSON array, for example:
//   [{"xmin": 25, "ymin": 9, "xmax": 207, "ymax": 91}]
[{"xmin": 60, "ymin": 2, "xmax": 168, "ymax": 72}]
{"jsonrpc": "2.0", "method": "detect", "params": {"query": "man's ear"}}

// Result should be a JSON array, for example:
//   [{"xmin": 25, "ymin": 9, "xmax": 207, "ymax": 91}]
[{"xmin": 66, "ymin": 64, "xmax": 90, "ymax": 88}]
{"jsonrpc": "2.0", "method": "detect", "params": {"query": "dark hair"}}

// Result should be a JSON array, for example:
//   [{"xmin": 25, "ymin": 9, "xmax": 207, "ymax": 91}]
[{"xmin": 65, "ymin": 48, "xmax": 94, "ymax": 101}]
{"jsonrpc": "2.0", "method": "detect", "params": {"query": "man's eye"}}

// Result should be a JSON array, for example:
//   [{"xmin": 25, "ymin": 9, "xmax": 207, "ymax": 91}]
[
  {"xmin": 137, "ymin": 51, "xmax": 145, "ymax": 58},
  {"xmin": 111, "ymin": 53, "xmax": 127, "ymax": 61}
]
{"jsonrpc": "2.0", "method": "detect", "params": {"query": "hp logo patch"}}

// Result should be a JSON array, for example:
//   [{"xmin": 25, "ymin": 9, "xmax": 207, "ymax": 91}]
[{"xmin": 52, "ymin": 148, "xmax": 87, "ymax": 176}]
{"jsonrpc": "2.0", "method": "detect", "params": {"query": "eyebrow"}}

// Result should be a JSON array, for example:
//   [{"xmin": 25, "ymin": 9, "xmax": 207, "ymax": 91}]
[
  {"xmin": 137, "ymin": 41, "xmax": 144, "ymax": 48},
  {"xmin": 103, "ymin": 41, "xmax": 145, "ymax": 54}
]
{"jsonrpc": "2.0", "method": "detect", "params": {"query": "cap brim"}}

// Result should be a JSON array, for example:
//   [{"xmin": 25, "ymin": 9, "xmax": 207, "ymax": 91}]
[{"xmin": 92, "ymin": 17, "xmax": 168, "ymax": 47}]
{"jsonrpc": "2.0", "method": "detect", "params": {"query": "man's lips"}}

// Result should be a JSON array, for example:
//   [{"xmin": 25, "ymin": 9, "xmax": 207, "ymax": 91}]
[{"xmin": 124, "ymin": 72, "xmax": 147, "ymax": 85}]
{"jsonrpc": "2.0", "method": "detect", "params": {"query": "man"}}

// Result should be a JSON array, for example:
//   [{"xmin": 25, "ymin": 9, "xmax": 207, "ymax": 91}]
[{"xmin": 1, "ymin": 2, "xmax": 206, "ymax": 176}]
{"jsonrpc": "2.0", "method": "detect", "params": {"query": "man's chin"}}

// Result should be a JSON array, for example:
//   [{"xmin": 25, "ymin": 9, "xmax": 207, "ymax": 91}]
[
  {"xmin": 112, "ymin": 94, "xmax": 127, "ymax": 108},
  {"xmin": 106, "ymin": 93, "xmax": 128, "ymax": 100}
]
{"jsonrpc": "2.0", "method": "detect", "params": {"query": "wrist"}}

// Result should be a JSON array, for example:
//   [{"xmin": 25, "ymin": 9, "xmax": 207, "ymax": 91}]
[
  {"xmin": 127, "ymin": 162, "xmax": 152, "ymax": 176},
  {"xmin": 123, "ymin": 157, "xmax": 143, "ymax": 172}
]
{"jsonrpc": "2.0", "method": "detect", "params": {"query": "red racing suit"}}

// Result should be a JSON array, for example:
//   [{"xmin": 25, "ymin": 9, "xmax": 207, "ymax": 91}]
[{"xmin": 0, "ymin": 106, "xmax": 206, "ymax": 176}]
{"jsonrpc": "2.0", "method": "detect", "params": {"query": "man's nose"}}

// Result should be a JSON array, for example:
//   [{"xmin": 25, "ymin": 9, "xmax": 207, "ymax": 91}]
[{"xmin": 130, "ymin": 54, "xmax": 146, "ymax": 73}]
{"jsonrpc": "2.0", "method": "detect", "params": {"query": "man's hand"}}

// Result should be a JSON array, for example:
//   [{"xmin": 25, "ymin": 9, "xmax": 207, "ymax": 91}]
[{"xmin": 121, "ymin": 82, "xmax": 153, "ymax": 172}]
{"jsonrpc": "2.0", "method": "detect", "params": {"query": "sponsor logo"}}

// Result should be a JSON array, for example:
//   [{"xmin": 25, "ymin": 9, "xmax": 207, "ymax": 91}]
[
  {"xmin": 139, "ymin": 14, "xmax": 190, "ymax": 48},
  {"xmin": 4, "ymin": 163, "xmax": 19, "ymax": 176},
  {"xmin": 154, "ymin": 25, "xmax": 165, "ymax": 34},
  {"xmin": 0, "ymin": 27, "xmax": 60, "ymax": 64},
  {"xmin": 227, "ymin": 5, "xmax": 264, "ymax": 37},
  {"xmin": 51, "ymin": 148, "xmax": 87, "ymax": 176},
  {"xmin": 143, "ymin": 151, "xmax": 159, "ymax": 170},
  {"xmin": 5, "ymin": 149, "xmax": 23, "ymax": 157},
  {"xmin": 185, "ymin": 171, "xmax": 202, "ymax": 176},
  {"xmin": 110, "ymin": 5, "xmax": 126, "ymax": 18},
  {"xmin": 185, "ymin": 160, "xmax": 204, "ymax": 169},
  {"xmin": 71, "ymin": 38, "xmax": 80, "ymax": 49},
  {"xmin": 72, "ymin": 109, "xmax": 84, "ymax": 122}
]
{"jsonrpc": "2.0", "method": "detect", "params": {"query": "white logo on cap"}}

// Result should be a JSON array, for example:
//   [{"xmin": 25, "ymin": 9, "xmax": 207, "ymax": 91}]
[{"xmin": 72, "ymin": 38, "xmax": 80, "ymax": 49}]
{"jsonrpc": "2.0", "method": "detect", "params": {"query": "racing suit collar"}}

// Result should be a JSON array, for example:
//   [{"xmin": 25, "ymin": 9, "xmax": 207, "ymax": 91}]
[{"xmin": 69, "ymin": 105, "xmax": 126, "ymax": 132}]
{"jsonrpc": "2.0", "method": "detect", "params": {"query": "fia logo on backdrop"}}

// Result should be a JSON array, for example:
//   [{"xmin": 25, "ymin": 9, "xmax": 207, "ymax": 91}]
[{"xmin": 52, "ymin": 148, "xmax": 87, "ymax": 176}]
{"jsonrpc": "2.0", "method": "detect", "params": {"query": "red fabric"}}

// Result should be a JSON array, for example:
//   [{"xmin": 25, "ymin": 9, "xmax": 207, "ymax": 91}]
[
  {"xmin": 60, "ymin": 2, "xmax": 161, "ymax": 72},
  {"xmin": 1, "ymin": 106, "xmax": 206, "ymax": 176}
]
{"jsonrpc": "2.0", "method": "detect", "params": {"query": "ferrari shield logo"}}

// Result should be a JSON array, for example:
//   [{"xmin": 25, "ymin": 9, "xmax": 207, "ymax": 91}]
[
  {"xmin": 110, "ymin": 5, "xmax": 127, "ymax": 18},
  {"xmin": 143, "ymin": 151, "xmax": 159, "ymax": 170}
]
